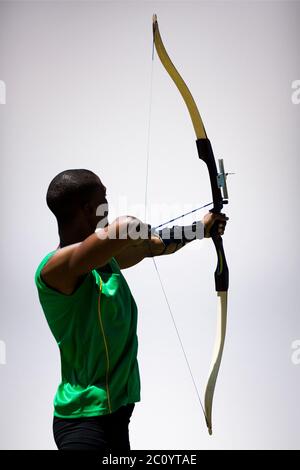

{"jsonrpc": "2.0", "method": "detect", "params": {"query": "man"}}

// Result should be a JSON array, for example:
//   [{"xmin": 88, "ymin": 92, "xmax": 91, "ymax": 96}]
[{"xmin": 35, "ymin": 169, "xmax": 227, "ymax": 450}]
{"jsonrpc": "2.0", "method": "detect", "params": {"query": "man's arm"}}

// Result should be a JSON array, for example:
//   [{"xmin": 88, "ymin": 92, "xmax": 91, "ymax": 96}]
[
  {"xmin": 41, "ymin": 217, "xmax": 144, "ymax": 295},
  {"xmin": 115, "ymin": 234, "xmax": 165, "ymax": 269},
  {"xmin": 116, "ymin": 223, "xmax": 202, "ymax": 269},
  {"xmin": 116, "ymin": 213, "xmax": 228, "ymax": 269}
]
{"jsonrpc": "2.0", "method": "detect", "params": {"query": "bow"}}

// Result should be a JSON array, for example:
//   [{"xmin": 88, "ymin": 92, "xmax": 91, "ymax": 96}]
[{"xmin": 151, "ymin": 15, "xmax": 229, "ymax": 435}]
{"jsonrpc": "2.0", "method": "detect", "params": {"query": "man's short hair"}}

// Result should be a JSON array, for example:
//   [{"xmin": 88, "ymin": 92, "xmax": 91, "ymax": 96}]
[{"xmin": 46, "ymin": 169, "xmax": 102, "ymax": 225}]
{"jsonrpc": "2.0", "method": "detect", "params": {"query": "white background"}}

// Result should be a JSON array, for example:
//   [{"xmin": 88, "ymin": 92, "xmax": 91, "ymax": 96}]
[{"xmin": 0, "ymin": 0, "xmax": 299, "ymax": 449}]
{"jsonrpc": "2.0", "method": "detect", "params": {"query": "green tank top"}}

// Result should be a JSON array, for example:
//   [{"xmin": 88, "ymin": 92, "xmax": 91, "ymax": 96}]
[{"xmin": 35, "ymin": 251, "xmax": 140, "ymax": 418}]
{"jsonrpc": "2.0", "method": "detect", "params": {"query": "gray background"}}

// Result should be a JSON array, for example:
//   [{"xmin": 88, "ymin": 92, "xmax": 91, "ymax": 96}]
[{"xmin": 0, "ymin": 0, "xmax": 299, "ymax": 449}]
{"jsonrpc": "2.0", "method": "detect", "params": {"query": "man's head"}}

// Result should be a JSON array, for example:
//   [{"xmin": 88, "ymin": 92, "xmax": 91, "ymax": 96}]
[{"xmin": 46, "ymin": 169, "xmax": 108, "ymax": 239}]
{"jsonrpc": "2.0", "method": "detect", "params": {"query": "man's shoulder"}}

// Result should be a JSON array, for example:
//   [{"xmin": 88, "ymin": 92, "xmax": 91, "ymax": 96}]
[{"xmin": 34, "ymin": 251, "xmax": 57, "ymax": 286}]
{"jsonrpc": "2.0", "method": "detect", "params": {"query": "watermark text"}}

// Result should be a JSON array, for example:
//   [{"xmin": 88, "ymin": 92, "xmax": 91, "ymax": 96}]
[
  {"xmin": 0, "ymin": 80, "xmax": 6, "ymax": 104},
  {"xmin": 291, "ymin": 80, "xmax": 300, "ymax": 104},
  {"xmin": 0, "ymin": 340, "xmax": 6, "ymax": 365}
]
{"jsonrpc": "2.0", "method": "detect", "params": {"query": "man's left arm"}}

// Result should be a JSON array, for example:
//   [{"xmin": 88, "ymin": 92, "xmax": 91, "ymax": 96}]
[
  {"xmin": 115, "ymin": 212, "xmax": 228, "ymax": 269},
  {"xmin": 114, "ymin": 234, "xmax": 166, "ymax": 269},
  {"xmin": 115, "ymin": 221, "xmax": 204, "ymax": 269}
]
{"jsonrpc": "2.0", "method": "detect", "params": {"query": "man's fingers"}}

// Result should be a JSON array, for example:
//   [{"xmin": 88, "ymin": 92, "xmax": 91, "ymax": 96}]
[
  {"xmin": 213, "ymin": 214, "xmax": 228, "ymax": 235},
  {"xmin": 217, "ymin": 221, "xmax": 226, "ymax": 235},
  {"xmin": 202, "ymin": 211, "xmax": 229, "ymax": 238},
  {"xmin": 214, "ymin": 213, "xmax": 229, "ymax": 221}
]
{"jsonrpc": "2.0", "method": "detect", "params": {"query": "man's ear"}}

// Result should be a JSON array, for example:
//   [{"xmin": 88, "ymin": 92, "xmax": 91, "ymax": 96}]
[{"xmin": 82, "ymin": 201, "xmax": 94, "ymax": 217}]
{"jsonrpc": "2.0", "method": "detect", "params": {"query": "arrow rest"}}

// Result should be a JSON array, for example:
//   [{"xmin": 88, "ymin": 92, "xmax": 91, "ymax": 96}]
[{"xmin": 217, "ymin": 158, "xmax": 235, "ymax": 204}]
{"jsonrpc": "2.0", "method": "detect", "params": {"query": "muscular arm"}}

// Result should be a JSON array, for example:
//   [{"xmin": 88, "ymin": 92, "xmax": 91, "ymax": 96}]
[
  {"xmin": 115, "ymin": 233, "xmax": 186, "ymax": 269},
  {"xmin": 41, "ymin": 218, "xmax": 142, "ymax": 295},
  {"xmin": 115, "ymin": 234, "xmax": 163, "ymax": 269},
  {"xmin": 116, "ymin": 216, "xmax": 224, "ymax": 269},
  {"xmin": 42, "ymin": 214, "xmax": 227, "ymax": 289}
]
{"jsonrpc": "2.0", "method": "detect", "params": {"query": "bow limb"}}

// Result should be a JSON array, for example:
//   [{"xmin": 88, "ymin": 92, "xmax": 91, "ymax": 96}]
[
  {"xmin": 152, "ymin": 14, "xmax": 206, "ymax": 140},
  {"xmin": 204, "ymin": 291, "xmax": 228, "ymax": 435},
  {"xmin": 152, "ymin": 15, "xmax": 229, "ymax": 435}
]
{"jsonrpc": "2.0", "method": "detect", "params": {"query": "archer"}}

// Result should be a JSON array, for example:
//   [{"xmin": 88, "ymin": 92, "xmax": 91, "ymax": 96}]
[{"xmin": 35, "ymin": 168, "xmax": 228, "ymax": 450}]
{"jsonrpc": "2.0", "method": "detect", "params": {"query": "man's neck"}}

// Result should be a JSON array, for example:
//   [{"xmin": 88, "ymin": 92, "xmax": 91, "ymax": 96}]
[{"xmin": 59, "ymin": 228, "xmax": 92, "ymax": 248}]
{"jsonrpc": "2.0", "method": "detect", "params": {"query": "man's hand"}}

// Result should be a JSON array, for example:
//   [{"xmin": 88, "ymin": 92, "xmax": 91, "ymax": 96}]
[{"xmin": 202, "ymin": 212, "xmax": 228, "ymax": 238}]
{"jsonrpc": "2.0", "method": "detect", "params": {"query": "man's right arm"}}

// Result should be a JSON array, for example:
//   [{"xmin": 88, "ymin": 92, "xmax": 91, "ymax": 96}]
[{"xmin": 41, "ymin": 218, "xmax": 142, "ymax": 295}]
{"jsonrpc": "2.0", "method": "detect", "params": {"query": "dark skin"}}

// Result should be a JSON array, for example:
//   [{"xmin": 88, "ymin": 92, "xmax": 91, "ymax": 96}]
[{"xmin": 42, "ymin": 180, "xmax": 228, "ymax": 295}]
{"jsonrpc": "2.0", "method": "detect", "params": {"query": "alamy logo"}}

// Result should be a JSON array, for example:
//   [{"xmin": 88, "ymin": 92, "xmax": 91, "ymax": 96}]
[
  {"xmin": 0, "ymin": 80, "xmax": 6, "ymax": 104},
  {"xmin": 0, "ymin": 340, "xmax": 6, "ymax": 365},
  {"xmin": 291, "ymin": 80, "xmax": 300, "ymax": 105},
  {"xmin": 291, "ymin": 339, "xmax": 300, "ymax": 365}
]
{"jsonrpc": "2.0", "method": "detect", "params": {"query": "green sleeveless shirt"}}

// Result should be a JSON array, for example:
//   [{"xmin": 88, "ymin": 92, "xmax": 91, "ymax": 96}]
[{"xmin": 35, "ymin": 252, "xmax": 140, "ymax": 418}]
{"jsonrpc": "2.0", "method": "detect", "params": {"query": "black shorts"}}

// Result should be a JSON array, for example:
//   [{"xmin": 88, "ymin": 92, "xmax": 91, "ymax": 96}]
[{"xmin": 53, "ymin": 404, "xmax": 135, "ymax": 451}]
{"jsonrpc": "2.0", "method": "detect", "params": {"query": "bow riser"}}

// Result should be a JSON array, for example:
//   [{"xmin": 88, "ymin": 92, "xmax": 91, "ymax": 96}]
[
  {"xmin": 196, "ymin": 138, "xmax": 224, "ymax": 213},
  {"xmin": 196, "ymin": 138, "xmax": 229, "ymax": 293}
]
